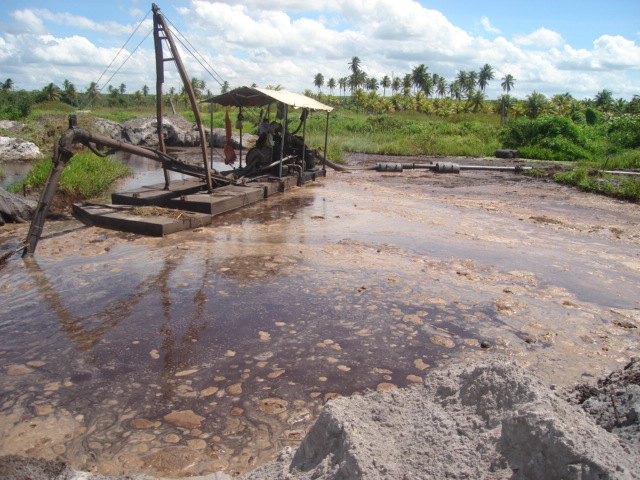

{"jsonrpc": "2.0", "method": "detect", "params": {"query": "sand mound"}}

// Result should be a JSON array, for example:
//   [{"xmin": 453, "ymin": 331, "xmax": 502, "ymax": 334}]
[{"xmin": 242, "ymin": 359, "xmax": 639, "ymax": 480}]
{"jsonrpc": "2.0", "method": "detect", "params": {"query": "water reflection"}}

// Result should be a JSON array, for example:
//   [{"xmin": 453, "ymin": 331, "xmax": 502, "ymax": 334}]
[{"xmin": 1, "ymin": 172, "xmax": 639, "ymax": 477}]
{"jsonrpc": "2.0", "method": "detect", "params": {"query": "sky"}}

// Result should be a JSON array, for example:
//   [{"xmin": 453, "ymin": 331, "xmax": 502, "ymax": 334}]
[{"xmin": 0, "ymin": 0, "xmax": 639, "ymax": 102}]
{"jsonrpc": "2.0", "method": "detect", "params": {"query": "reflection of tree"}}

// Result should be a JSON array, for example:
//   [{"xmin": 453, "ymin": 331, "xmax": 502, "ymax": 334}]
[
  {"xmin": 23, "ymin": 257, "xmax": 145, "ymax": 351},
  {"xmin": 158, "ymin": 253, "xmax": 211, "ymax": 395}
]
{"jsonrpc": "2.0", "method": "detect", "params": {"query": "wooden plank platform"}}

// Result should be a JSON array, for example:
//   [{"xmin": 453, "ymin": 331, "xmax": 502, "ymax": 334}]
[
  {"xmin": 111, "ymin": 178, "xmax": 205, "ymax": 206},
  {"xmin": 166, "ymin": 184, "xmax": 265, "ymax": 215},
  {"xmin": 72, "ymin": 204, "xmax": 212, "ymax": 236}
]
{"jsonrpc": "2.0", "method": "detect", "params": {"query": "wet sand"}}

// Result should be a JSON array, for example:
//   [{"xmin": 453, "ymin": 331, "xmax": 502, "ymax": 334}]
[{"xmin": 1, "ymin": 156, "xmax": 639, "ymax": 477}]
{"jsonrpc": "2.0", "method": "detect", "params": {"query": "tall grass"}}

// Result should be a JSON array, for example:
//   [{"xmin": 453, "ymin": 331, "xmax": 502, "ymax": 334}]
[
  {"xmin": 306, "ymin": 111, "xmax": 501, "ymax": 158},
  {"xmin": 10, "ymin": 151, "xmax": 131, "ymax": 199}
]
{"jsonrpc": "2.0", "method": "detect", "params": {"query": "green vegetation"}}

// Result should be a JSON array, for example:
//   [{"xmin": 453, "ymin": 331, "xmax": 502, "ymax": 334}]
[
  {"xmin": 9, "ymin": 152, "xmax": 131, "ymax": 199},
  {"xmin": 554, "ymin": 167, "xmax": 640, "ymax": 202},
  {"xmin": 1, "ymin": 73, "xmax": 638, "ymax": 202}
]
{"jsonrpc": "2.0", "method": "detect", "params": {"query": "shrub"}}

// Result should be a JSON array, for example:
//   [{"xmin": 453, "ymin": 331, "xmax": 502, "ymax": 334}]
[
  {"xmin": 585, "ymin": 107, "xmax": 598, "ymax": 125},
  {"xmin": 500, "ymin": 115, "xmax": 591, "ymax": 161}
]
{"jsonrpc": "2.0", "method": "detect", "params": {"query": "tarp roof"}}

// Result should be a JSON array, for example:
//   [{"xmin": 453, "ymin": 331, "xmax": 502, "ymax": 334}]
[{"xmin": 201, "ymin": 86, "xmax": 333, "ymax": 112}]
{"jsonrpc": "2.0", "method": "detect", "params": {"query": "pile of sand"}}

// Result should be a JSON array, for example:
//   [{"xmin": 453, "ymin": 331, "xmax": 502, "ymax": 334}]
[
  {"xmin": 242, "ymin": 358, "xmax": 639, "ymax": 479},
  {"xmin": 1, "ymin": 358, "xmax": 638, "ymax": 480}
]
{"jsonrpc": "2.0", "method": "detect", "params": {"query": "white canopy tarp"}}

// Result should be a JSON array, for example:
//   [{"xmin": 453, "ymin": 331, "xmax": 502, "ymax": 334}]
[{"xmin": 201, "ymin": 86, "xmax": 333, "ymax": 112}]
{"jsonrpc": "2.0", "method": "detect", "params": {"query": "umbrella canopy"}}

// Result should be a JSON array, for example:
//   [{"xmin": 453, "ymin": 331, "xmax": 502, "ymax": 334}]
[{"xmin": 201, "ymin": 86, "xmax": 333, "ymax": 112}]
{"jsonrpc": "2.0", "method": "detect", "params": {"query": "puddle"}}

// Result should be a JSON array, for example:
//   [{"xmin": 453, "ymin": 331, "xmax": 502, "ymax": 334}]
[{"xmin": 1, "ymin": 168, "xmax": 639, "ymax": 477}]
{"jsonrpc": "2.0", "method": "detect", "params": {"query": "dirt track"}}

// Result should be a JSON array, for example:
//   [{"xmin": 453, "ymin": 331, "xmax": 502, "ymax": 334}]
[{"xmin": 0, "ymin": 154, "xmax": 639, "ymax": 477}]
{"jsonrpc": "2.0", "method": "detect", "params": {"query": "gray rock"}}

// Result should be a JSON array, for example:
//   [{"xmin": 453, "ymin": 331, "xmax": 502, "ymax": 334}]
[
  {"xmin": 0, "ymin": 120, "xmax": 27, "ymax": 133},
  {"xmin": 0, "ymin": 136, "xmax": 42, "ymax": 161},
  {"xmin": 0, "ymin": 187, "xmax": 37, "ymax": 222}
]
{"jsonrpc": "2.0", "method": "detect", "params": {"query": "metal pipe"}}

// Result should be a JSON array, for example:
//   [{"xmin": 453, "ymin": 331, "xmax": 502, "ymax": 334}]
[
  {"xmin": 278, "ymin": 104, "xmax": 288, "ymax": 178},
  {"xmin": 239, "ymin": 106, "xmax": 243, "ymax": 168},
  {"xmin": 323, "ymin": 111, "xmax": 329, "ymax": 171}
]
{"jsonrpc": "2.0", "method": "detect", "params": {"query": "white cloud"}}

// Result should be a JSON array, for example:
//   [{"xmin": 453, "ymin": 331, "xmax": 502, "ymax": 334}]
[
  {"xmin": 514, "ymin": 27, "xmax": 564, "ymax": 49},
  {"xmin": 9, "ymin": 9, "xmax": 47, "ymax": 34},
  {"xmin": 0, "ymin": 0, "xmax": 638, "ymax": 100},
  {"xmin": 593, "ymin": 35, "xmax": 640, "ymax": 70},
  {"xmin": 480, "ymin": 16, "xmax": 500, "ymax": 34}
]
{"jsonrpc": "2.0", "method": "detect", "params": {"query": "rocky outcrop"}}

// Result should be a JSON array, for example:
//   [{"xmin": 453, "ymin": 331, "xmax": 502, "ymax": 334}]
[
  {"xmin": 91, "ymin": 116, "xmax": 257, "ymax": 149},
  {"xmin": 0, "ymin": 188, "xmax": 36, "ymax": 223},
  {"xmin": 0, "ymin": 137, "xmax": 42, "ymax": 162}
]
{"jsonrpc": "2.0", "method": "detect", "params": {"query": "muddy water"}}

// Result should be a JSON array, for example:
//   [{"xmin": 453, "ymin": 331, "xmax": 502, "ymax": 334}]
[{"xmin": 1, "ymin": 165, "xmax": 639, "ymax": 477}]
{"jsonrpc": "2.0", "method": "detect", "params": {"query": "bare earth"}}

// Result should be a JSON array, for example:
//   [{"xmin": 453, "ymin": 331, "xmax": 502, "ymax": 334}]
[{"xmin": 0, "ymin": 153, "xmax": 639, "ymax": 479}]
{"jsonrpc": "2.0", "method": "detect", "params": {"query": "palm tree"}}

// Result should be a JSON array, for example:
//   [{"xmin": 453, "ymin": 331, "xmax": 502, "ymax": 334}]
[
  {"xmin": 190, "ymin": 78, "xmax": 205, "ymax": 98},
  {"xmin": 85, "ymin": 81, "xmax": 99, "ymax": 107},
  {"xmin": 613, "ymin": 98, "xmax": 627, "ymax": 113},
  {"xmin": 366, "ymin": 77, "xmax": 379, "ymax": 92},
  {"xmin": 118, "ymin": 83, "xmax": 127, "ymax": 95},
  {"xmin": 348, "ymin": 56, "xmax": 362, "ymax": 95},
  {"xmin": 551, "ymin": 92, "xmax": 573, "ymax": 116},
  {"xmin": 411, "ymin": 64, "xmax": 429, "ymax": 93},
  {"xmin": 142, "ymin": 85, "xmax": 150, "ymax": 96},
  {"xmin": 402, "ymin": 73, "xmax": 412, "ymax": 96},
  {"xmin": 456, "ymin": 71, "xmax": 475, "ymax": 98},
  {"xmin": 313, "ymin": 73, "xmax": 324, "ymax": 93},
  {"xmin": 422, "ymin": 74, "xmax": 434, "ymax": 98},
  {"xmin": 594, "ymin": 89, "xmax": 614, "ymax": 111},
  {"xmin": 62, "ymin": 81, "xmax": 77, "ymax": 105},
  {"xmin": 43, "ymin": 83, "xmax": 60, "ymax": 101},
  {"xmin": 526, "ymin": 91, "xmax": 547, "ymax": 118},
  {"xmin": 469, "ymin": 90, "xmax": 486, "ymax": 112},
  {"xmin": 348, "ymin": 56, "xmax": 361, "ymax": 76},
  {"xmin": 380, "ymin": 75, "xmax": 391, "ymax": 96},
  {"xmin": 436, "ymin": 77, "xmax": 447, "ymax": 98},
  {"xmin": 338, "ymin": 77, "xmax": 347, "ymax": 97},
  {"xmin": 498, "ymin": 94, "xmax": 514, "ymax": 115},
  {"xmin": 391, "ymin": 76, "xmax": 401, "ymax": 95},
  {"xmin": 477, "ymin": 64, "xmax": 495, "ymax": 92},
  {"xmin": 328, "ymin": 78, "xmax": 336, "ymax": 96},
  {"xmin": 221, "ymin": 81, "xmax": 230, "ymax": 94},
  {"xmin": 3, "ymin": 78, "xmax": 13, "ymax": 91},
  {"xmin": 449, "ymin": 80, "xmax": 462, "ymax": 101},
  {"xmin": 501, "ymin": 74, "xmax": 515, "ymax": 94}
]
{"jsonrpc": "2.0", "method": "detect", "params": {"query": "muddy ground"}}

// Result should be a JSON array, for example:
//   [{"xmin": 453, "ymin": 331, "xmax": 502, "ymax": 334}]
[{"xmin": 0, "ymin": 153, "xmax": 639, "ymax": 478}]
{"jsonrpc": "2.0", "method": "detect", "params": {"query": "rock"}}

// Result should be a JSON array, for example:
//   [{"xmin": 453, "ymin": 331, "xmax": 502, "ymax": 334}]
[
  {"xmin": 0, "ymin": 136, "xmax": 42, "ymax": 161},
  {"xmin": 90, "ymin": 114, "xmax": 258, "ymax": 149},
  {"xmin": 130, "ymin": 418, "xmax": 159, "ymax": 429},
  {"xmin": 0, "ymin": 120, "xmax": 27, "ymax": 133},
  {"xmin": 209, "ymin": 128, "xmax": 257, "ymax": 149},
  {"xmin": 163, "ymin": 409, "xmax": 205, "ymax": 429},
  {"xmin": 0, "ymin": 455, "xmax": 72, "ymax": 480},
  {"xmin": 142, "ymin": 445, "xmax": 200, "ymax": 471},
  {"xmin": 0, "ymin": 188, "xmax": 37, "ymax": 223},
  {"xmin": 92, "ymin": 117, "xmax": 124, "ymax": 140},
  {"xmin": 496, "ymin": 148, "xmax": 520, "ymax": 159},
  {"xmin": 6, "ymin": 364, "xmax": 34, "ymax": 376}
]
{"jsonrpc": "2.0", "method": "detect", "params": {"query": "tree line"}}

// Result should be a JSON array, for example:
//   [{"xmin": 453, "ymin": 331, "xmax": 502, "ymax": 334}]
[
  {"xmin": 310, "ymin": 57, "xmax": 638, "ymax": 118},
  {"xmin": 0, "ymin": 76, "xmax": 231, "ymax": 120}
]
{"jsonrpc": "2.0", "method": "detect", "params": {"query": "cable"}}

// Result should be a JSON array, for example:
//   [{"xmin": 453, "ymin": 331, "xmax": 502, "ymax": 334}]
[
  {"xmin": 78, "ymin": 8, "xmax": 152, "ymax": 109},
  {"xmin": 165, "ymin": 15, "xmax": 226, "ymax": 89}
]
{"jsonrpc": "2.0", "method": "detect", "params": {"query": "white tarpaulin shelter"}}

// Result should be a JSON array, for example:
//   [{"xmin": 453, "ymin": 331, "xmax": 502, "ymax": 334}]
[
  {"xmin": 201, "ymin": 86, "xmax": 333, "ymax": 112},
  {"xmin": 201, "ymin": 86, "xmax": 333, "ymax": 174}
]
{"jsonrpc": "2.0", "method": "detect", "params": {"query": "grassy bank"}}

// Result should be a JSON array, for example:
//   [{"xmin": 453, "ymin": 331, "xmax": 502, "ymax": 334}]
[{"xmin": 9, "ymin": 151, "xmax": 131, "ymax": 200}]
